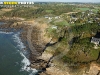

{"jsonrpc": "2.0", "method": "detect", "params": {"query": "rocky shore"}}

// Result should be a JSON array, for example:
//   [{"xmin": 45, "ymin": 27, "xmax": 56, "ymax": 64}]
[
  {"xmin": 0, "ymin": 18, "xmax": 54, "ymax": 74},
  {"xmin": 1, "ymin": 18, "xmax": 100, "ymax": 75}
]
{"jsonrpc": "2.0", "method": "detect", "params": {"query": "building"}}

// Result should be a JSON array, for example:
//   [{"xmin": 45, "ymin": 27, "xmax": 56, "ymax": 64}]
[
  {"xmin": 91, "ymin": 32, "xmax": 100, "ymax": 45},
  {"xmin": 91, "ymin": 37, "xmax": 100, "ymax": 45}
]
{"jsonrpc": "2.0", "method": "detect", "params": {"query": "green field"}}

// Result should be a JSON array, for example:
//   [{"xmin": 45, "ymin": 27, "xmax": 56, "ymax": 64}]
[
  {"xmin": 45, "ymin": 10, "xmax": 54, "ymax": 13},
  {"xmin": 92, "ymin": 9, "xmax": 99, "ymax": 13},
  {"xmin": 76, "ymin": 7, "xmax": 98, "ymax": 13},
  {"xmin": 55, "ymin": 20, "xmax": 69, "ymax": 26},
  {"xmin": 76, "ymin": 7, "xmax": 90, "ymax": 11}
]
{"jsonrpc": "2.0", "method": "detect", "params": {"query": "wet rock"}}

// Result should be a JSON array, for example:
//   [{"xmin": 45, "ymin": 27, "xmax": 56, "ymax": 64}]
[
  {"xmin": 30, "ymin": 59, "xmax": 48, "ymax": 70},
  {"xmin": 0, "ymin": 19, "xmax": 54, "ymax": 75}
]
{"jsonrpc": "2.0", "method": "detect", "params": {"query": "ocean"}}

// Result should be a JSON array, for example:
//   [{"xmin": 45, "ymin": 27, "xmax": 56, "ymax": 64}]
[{"xmin": 0, "ymin": 30, "xmax": 37, "ymax": 75}]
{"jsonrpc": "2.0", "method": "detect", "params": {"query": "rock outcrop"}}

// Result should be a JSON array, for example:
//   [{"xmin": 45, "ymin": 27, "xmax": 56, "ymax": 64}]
[{"xmin": 1, "ymin": 19, "xmax": 100, "ymax": 75}]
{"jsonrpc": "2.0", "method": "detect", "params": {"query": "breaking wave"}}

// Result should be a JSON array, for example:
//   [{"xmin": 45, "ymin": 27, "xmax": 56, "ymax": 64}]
[
  {"xmin": 0, "ymin": 31, "xmax": 13, "ymax": 34},
  {"xmin": 12, "ymin": 32, "xmax": 38, "ymax": 75}
]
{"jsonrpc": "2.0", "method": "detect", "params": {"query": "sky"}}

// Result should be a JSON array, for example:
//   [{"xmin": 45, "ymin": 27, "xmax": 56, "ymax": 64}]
[{"xmin": 1, "ymin": 0, "xmax": 100, "ymax": 2}]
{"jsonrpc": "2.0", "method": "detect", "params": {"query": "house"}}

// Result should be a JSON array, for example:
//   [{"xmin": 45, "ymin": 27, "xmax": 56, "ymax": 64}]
[
  {"xmin": 91, "ymin": 31, "xmax": 100, "ymax": 46},
  {"xmin": 54, "ymin": 16, "xmax": 60, "ymax": 19},
  {"xmin": 51, "ymin": 26, "xmax": 57, "ymax": 29},
  {"xmin": 45, "ymin": 16, "xmax": 49, "ymax": 19},
  {"xmin": 91, "ymin": 37, "xmax": 100, "ymax": 45}
]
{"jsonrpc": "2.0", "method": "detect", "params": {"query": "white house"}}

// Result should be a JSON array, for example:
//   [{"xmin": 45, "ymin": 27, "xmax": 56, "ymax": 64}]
[{"xmin": 91, "ymin": 37, "xmax": 100, "ymax": 45}]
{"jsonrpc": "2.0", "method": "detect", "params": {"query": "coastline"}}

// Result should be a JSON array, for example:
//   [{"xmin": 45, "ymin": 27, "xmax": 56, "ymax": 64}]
[
  {"xmin": 0, "ymin": 30, "xmax": 38, "ymax": 75},
  {"xmin": 1, "ymin": 18, "xmax": 100, "ymax": 75},
  {"xmin": 1, "ymin": 2, "xmax": 100, "ymax": 74},
  {"xmin": 0, "ymin": 19, "xmax": 53, "ymax": 75},
  {"xmin": 12, "ymin": 32, "xmax": 38, "ymax": 74}
]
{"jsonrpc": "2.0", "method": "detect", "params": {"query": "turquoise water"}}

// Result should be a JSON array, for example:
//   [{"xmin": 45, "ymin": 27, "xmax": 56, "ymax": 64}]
[{"xmin": 0, "ymin": 31, "xmax": 37, "ymax": 75}]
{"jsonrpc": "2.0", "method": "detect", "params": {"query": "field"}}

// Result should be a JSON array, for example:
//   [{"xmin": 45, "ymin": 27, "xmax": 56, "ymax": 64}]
[
  {"xmin": 76, "ymin": 7, "xmax": 90, "ymax": 11},
  {"xmin": 0, "ymin": 8, "xmax": 13, "ymax": 16},
  {"xmin": 45, "ymin": 10, "xmax": 54, "ymax": 13},
  {"xmin": 75, "ymin": 7, "xmax": 98, "ymax": 13}
]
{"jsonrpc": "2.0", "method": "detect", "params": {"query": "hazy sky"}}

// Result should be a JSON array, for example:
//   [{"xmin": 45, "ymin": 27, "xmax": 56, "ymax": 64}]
[{"xmin": 1, "ymin": 0, "xmax": 100, "ymax": 2}]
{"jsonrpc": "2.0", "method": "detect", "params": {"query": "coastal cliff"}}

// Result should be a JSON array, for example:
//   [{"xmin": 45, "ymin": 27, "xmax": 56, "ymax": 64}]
[
  {"xmin": 0, "ymin": 18, "xmax": 54, "ymax": 73},
  {"xmin": 0, "ymin": 17, "xmax": 100, "ymax": 75},
  {"xmin": 1, "ymin": 2, "xmax": 100, "ymax": 75}
]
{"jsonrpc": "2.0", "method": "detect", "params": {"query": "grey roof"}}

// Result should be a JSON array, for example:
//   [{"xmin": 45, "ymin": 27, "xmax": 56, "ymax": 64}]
[{"xmin": 91, "ymin": 37, "xmax": 100, "ymax": 44}]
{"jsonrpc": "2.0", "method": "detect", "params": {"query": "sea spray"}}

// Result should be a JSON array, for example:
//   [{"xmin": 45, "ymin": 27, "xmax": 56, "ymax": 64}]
[
  {"xmin": 12, "ymin": 32, "xmax": 38, "ymax": 74},
  {"xmin": 0, "ymin": 31, "xmax": 38, "ymax": 75},
  {"xmin": 0, "ymin": 31, "xmax": 13, "ymax": 34}
]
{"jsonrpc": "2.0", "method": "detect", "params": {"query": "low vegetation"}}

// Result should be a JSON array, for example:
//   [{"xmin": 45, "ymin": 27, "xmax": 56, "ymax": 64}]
[{"xmin": 1, "ymin": 2, "xmax": 100, "ymax": 67}]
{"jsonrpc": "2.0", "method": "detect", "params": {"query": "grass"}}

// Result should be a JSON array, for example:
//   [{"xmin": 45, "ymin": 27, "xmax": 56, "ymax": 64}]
[
  {"xmin": 0, "ymin": 10, "xmax": 5, "ymax": 16},
  {"xmin": 45, "ymin": 10, "xmax": 53, "ymax": 13},
  {"xmin": 89, "ymin": 49, "xmax": 99, "ymax": 60},
  {"xmin": 92, "ymin": 9, "xmax": 99, "ymax": 13},
  {"xmin": 50, "ymin": 19, "xmax": 70, "ymax": 27},
  {"xmin": 76, "ymin": 7, "xmax": 99, "ymax": 13},
  {"xmin": 64, "ymin": 37, "xmax": 100, "ymax": 63},
  {"xmin": 54, "ymin": 20, "xmax": 69, "ymax": 27},
  {"xmin": 76, "ymin": 8, "xmax": 90, "ymax": 11},
  {"xmin": 0, "ymin": 8, "xmax": 13, "ymax": 16},
  {"xmin": 3, "ymin": 7, "xmax": 44, "ymax": 19}
]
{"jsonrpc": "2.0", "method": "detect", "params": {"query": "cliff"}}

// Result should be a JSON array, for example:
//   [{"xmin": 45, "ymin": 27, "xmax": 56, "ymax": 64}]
[{"xmin": 1, "ymin": 18, "xmax": 100, "ymax": 75}]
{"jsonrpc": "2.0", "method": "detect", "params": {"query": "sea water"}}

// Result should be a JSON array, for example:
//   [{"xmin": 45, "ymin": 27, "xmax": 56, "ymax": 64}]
[
  {"xmin": 0, "ymin": 22, "xmax": 6, "ymax": 25},
  {"xmin": 0, "ymin": 31, "xmax": 38, "ymax": 75}
]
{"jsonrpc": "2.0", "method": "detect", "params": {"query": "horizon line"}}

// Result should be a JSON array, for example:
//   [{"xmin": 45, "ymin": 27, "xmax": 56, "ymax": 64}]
[{"xmin": 0, "ymin": 1, "xmax": 100, "ymax": 3}]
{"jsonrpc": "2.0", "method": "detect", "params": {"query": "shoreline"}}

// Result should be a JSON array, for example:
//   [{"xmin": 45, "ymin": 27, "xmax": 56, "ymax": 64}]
[
  {"xmin": 0, "ymin": 19, "xmax": 53, "ymax": 75},
  {"xmin": 12, "ymin": 32, "xmax": 38, "ymax": 73},
  {"xmin": 0, "ymin": 30, "xmax": 38, "ymax": 75},
  {"xmin": 1, "ymin": 19, "xmax": 100, "ymax": 75},
  {"xmin": 0, "ymin": 19, "xmax": 86, "ymax": 75}
]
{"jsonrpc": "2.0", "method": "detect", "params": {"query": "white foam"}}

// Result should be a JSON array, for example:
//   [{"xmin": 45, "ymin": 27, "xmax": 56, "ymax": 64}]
[
  {"xmin": 20, "ymin": 52, "xmax": 38, "ymax": 73},
  {"xmin": 13, "ymin": 32, "xmax": 25, "ymax": 49},
  {"xmin": 12, "ymin": 32, "xmax": 38, "ymax": 74},
  {"xmin": 0, "ymin": 31, "xmax": 13, "ymax": 34}
]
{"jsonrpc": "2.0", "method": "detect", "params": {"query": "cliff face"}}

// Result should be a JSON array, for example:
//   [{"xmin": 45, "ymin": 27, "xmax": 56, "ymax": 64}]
[
  {"xmin": 0, "ymin": 19, "xmax": 53, "ymax": 71},
  {"xmin": 87, "ymin": 62, "xmax": 100, "ymax": 75},
  {"xmin": 27, "ymin": 22, "xmax": 53, "ymax": 70},
  {"xmin": 1, "ymin": 19, "xmax": 100, "ymax": 75},
  {"xmin": 28, "ymin": 21, "xmax": 100, "ymax": 75}
]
